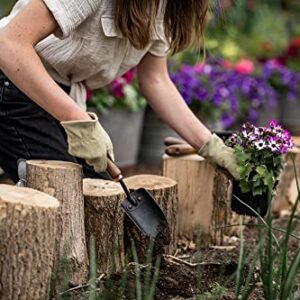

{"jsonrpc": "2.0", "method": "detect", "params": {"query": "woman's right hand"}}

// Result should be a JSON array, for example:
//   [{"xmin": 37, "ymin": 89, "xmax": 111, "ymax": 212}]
[{"xmin": 61, "ymin": 112, "xmax": 114, "ymax": 172}]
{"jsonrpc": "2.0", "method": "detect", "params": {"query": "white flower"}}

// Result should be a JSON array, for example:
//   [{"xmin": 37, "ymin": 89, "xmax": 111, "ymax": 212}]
[{"xmin": 254, "ymin": 139, "xmax": 267, "ymax": 150}]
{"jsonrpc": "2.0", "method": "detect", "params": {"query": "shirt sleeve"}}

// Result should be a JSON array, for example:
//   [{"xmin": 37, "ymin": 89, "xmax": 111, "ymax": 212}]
[
  {"xmin": 42, "ymin": 0, "xmax": 100, "ymax": 38},
  {"xmin": 148, "ymin": 20, "xmax": 170, "ymax": 57}
]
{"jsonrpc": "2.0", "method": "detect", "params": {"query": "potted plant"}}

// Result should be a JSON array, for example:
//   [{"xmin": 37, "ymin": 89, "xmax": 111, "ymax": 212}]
[
  {"xmin": 87, "ymin": 69, "xmax": 146, "ymax": 167},
  {"xmin": 226, "ymin": 120, "xmax": 294, "ymax": 217},
  {"xmin": 171, "ymin": 60, "xmax": 278, "ymax": 130},
  {"xmin": 261, "ymin": 60, "xmax": 300, "ymax": 135}
]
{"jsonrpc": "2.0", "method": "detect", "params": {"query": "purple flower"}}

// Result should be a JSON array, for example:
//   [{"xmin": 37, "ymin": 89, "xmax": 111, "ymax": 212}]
[
  {"xmin": 170, "ymin": 59, "xmax": 300, "ymax": 129},
  {"xmin": 221, "ymin": 113, "xmax": 235, "ymax": 129},
  {"xmin": 234, "ymin": 122, "xmax": 294, "ymax": 154}
]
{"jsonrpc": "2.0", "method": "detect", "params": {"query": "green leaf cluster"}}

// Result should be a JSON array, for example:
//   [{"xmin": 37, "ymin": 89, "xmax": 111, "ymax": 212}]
[
  {"xmin": 234, "ymin": 144, "xmax": 284, "ymax": 196},
  {"xmin": 87, "ymin": 81, "xmax": 146, "ymax": 114}
]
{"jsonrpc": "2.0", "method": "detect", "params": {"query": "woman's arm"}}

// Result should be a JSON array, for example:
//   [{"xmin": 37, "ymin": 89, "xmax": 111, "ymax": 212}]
[
  {"xmin": 0, "ymin": 0, "xmax": 89, "ymax": 121},
  {"xmin": 137, "ymin": 53, "xmax": 211, "ymax": 150}
]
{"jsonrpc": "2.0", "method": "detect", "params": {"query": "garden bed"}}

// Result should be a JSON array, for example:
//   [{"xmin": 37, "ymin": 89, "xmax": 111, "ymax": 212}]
[{"xmin": 62, "ymin": 216, "xmax": 300, "ymax": 300}]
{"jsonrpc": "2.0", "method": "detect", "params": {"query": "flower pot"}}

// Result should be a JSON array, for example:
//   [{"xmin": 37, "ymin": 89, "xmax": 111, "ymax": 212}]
[
  {"xmin": 257, "ymin": 105, "xmax": 280, "ymax": 127},
  {"xmin": 231, "ymin": 182, "xmax": 269, "ymax": 218},
  {"xmin": 213, "ymin": 131, "xmax": 233, "ymax": 141},
  {"xmin": 279, "ymin": 99, "xmax": 300, "ymax": 135},
  {"xmin": 89, "ymin": 107, "xmax": 145, "ymax": 167},
  {"xmin": 139, "ymin": 106, "xmax": 179, "ymax": 164},
  {"xmin": 199, "ymin": 117, "xmax": 224, "ymax": 132}
]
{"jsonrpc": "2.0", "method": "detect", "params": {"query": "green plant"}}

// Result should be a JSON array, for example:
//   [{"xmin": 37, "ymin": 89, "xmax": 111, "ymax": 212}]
[
  {"xmin": 227, "ymin": 121, "xmax": 294, "ymax": 196},
  {"xmin": 233, "ymin": 154, "xmax": 300, "ymax": 300},
  {"xmin": 87, "ymin": 69, "xmax": 146, "ymax": 114},
  {"xmin": 198, "ymin": 282, "xmax": 228, "ymax": 300}
]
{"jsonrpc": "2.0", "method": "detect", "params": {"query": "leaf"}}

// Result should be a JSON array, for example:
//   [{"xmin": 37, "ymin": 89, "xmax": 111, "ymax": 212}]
[
  {"xmin": 256, "ymin": 165, "xmax": 267, "ymax": 176},
  {"xmin": 240, "ymin": 181, "xmax": 252, "ymax": 193},
  {"xmin": 253, "ymin": 178, "xmax": 263, "ymax": 188},
  {"xmin": 282, "ymin": 249, "xmax": 300, "ymax": 299},
  {"xmin": 263, "ymin": 171, "xmax": 276, "ymax": 189},
  {"xmin": 253, "ymin": 186, "xmax": 265, "ymax": 196},
  {"xmin": 234, "ymin": 147, "xmax": 251, "ymax": 163}
]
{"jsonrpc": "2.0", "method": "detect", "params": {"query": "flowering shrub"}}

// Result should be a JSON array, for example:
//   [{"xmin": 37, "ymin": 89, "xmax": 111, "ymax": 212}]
[
  {"xmin": 276, "ymin": 36, "xmax": 300, "ymax": 71},
  {"xmin": 262, "ymin": 60, "xmax": 300, "ymax": 101},
  {"xmin": 87, "ymin": 69, "xmax": 146, "ymax": 114},
  {"xmin": 227, "ymin": 121, "xmax": 294, "ymax": 196},
  {"xmin": 171, "ymin": 60, "xmax": 277, "ymax": 129},
  {"xmin": 171, "ymin": 57, "xmax": 300, "ymax": 129}
]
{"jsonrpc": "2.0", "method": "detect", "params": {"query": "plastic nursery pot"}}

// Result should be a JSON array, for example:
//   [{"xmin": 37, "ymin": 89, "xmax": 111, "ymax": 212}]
[
  {"xmin": 213, "ymin": 131, "xmax": 234, "ymax": 142},
  {"xmin": 231, "ymin": 181, "xmax": 269, "ymax": 218}
]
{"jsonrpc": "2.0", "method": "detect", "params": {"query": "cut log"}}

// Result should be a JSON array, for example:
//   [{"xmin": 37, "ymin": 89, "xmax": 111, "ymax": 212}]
[
  {"xmin": 26, "ymin": 160, "xmax": 88, "ymax": 287},
  {"xmin": 163, "ymin": 154, "xmax": 236, "ymax": 247},
  {"xmin": 123, "ymin": 175, "xmax": 178, "ymax": 261},
  {"xmin": 273, "ymin": 146, "xmax": 300, "ymax": 216},
  {"xmin": 83, "ymin": 179, "xmax": 125, "ymax": 273},
  {"xmin": 0, "ymin": 184, "xmax": 59, "ymax": 300}
]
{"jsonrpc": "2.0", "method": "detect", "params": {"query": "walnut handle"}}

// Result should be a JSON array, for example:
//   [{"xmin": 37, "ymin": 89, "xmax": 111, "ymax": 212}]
[
  {"xmin": 165, "ymin": 144, "xmax": 197, "ymax": 156},
  {"xmin": 107, "ymin": 159, "xmax": 123, "ymax": 181}
]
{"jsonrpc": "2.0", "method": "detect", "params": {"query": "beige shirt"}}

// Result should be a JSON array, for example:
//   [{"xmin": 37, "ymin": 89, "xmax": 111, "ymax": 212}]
[{"xmin": 0, "ymin": 0, "xmax": 169, "ymax": 109}]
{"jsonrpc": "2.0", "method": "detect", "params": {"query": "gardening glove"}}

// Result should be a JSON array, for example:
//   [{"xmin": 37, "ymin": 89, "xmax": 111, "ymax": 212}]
[
  {"xmin": 198, "ymin": 134, "xmax": 240, "ymax": 180},
  {"xmin": 61, "ymin": 112, "xmax": 114, "ymax": 173}
]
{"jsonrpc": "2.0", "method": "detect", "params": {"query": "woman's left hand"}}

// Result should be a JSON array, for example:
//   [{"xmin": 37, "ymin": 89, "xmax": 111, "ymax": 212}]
[{"xmin": 198, "ymin": 134, "xmax": 240, "ymax": 180}]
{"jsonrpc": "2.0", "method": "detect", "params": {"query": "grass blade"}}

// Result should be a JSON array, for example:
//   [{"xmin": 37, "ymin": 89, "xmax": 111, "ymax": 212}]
[
  {"xmin": 236, "ymin": 217, "xmax": 245, "ymax": 298},
  {"xmin": 130, "ymin": 239, "xmax": 142, "ymax": 300}
]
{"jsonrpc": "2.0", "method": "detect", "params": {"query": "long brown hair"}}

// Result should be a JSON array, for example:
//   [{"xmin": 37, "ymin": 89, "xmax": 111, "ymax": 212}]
[{"xmin": 114, "ymin": 0, "xmax": 209, "ymax": 55}]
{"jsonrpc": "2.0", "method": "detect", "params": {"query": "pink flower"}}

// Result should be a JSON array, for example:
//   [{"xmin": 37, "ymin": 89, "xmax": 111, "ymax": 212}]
[
  {"xmin": 86, "ymin": 89, "xmax": 93, "ymax": 102},
  {"xmin": 122, "ymin": 69, "xmax": 135, "ymax": 84},
  {"xmin": 267, "ymin": 59, "xmax": 283, "ymax": 69},
  {"xmin": 291, "ymin": 37, "xmax": 300, "ymax": 48},
  {"xmin": 194, "ymin": 63, "xmax": 205, "ymax": 73},
  {"xmin": 111, "ymin": 79, "xmax": 124, "ymax": 98},
  {"xmin": 235, "ymin": 59, "xmax": 255, "ymax": 75},
  {"xmin": 222, "ymin": 60, "xmax": 233, "ymax": 69}
]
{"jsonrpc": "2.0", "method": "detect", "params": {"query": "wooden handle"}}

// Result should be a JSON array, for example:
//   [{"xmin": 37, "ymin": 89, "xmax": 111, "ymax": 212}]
[
  {"xmin": 165, "ymin": 144, "xmax": 197, "ymax": 156},
  {"xmin": 164, "ymin": 137, "xmax": 187, "ymax": 146},
  {"xmin": 107, "ymin": 159, "xmax": 123, "ymax": 181}
]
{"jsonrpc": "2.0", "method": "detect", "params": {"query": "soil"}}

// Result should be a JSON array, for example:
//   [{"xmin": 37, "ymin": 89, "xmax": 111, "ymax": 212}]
[
  {"xmin": 2, "ymin": 165, "xmax": 300, "ymax": 300},
  {"xmin": 65, "ymin": 215, "xmax": 300, "ymax": 300}
]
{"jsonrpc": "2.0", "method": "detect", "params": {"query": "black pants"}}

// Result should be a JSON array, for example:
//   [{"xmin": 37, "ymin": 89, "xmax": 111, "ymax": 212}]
[{"xmin": 0, "ymin": 70, "xmax": 108, "ymax": 183}]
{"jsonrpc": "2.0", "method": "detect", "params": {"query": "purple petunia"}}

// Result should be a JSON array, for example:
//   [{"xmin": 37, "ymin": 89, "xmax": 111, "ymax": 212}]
[{"xmin": 171, "ymin": 60, "xmax": 282, "ymax": 129}]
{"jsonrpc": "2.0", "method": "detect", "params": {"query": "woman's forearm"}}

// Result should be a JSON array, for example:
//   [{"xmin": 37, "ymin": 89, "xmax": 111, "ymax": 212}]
[
  {"xmin": 0, "ymin": 38, "xmax": 89, "ymax": 122},
  {"xmin": 139, "ymin": 75, "xmax": 212, "ymax": 150}
]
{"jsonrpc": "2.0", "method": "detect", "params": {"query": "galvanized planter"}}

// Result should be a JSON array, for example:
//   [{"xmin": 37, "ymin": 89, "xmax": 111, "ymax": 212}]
[
  {"xmin": 280, "ymin": 99, "xmax": 300, "ymax": 135},
  {"xmin": 139, "ymin": 107, "xmax": 179, "ymax": 164},
  {"xmin": 89, "ymin": 107, "xmax": 145, "ymax": 167}
]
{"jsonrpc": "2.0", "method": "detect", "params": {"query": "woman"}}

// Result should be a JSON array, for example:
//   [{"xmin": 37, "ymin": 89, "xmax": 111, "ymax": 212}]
[{"xmin": 0, "ymin": 0, "xmax": 239, "ymax": 182}]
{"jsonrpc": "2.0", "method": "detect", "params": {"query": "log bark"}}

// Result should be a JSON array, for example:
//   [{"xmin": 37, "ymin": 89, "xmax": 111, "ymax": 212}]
[
  {"xmin": 163, "ymin": 154, "xmax": 236, "ymax": 247},
  {"xmin": 0, "ymin": 184, "xmax": 59, "ymax": 300},
  {"xmin": 26, "ymin": 160, "xmax": 88, "ymax": 287},
  {"xmin": 123, "ymin": 175, "xmax": 178, "ymax": 261},
  {"xmin": 83, "ymin": 179, "xmax": 125, "ymax": 273},
  {"xmin": 273, "ymin": 147, "xmax": 300, "ymax": 216}
]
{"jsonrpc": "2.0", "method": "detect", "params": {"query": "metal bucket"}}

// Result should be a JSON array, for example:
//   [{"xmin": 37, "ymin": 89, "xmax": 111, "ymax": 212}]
[{"xmin": 89, "ymin": 107, "xmax": 145, "ymax": 167}]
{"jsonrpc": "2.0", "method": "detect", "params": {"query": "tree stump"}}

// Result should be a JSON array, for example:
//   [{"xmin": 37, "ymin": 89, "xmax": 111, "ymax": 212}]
[
  {"xmin": 123, "ymin": 175, "xmax": 178, "ymax": 261},
  {"xmin": 0, "ymin": 184, "xmax": 59, "ymax": 300},
  {"xmin": 273, "ymin": 145, "xmax": 300, "ymax": 216},
  {"xmin": 163, "ymin": 154, "xmax": 236, "ymax": 247},
  {"xmin": 26, "ymin": 160, "xmax": 88, "ymax": 287},
  {"xmin": 83, "ymin": 179, "xmax": 125, "ymax": 273}
]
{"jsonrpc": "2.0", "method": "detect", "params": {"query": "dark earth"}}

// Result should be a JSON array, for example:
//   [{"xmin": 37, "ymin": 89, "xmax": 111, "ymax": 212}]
[
  {"xmin": 1, "ymin": 166, "xmax": 299, "ymax": 300},
  {"xmin": 62, "ymin": 215, "xmax": 300, "ymax": 300}
]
